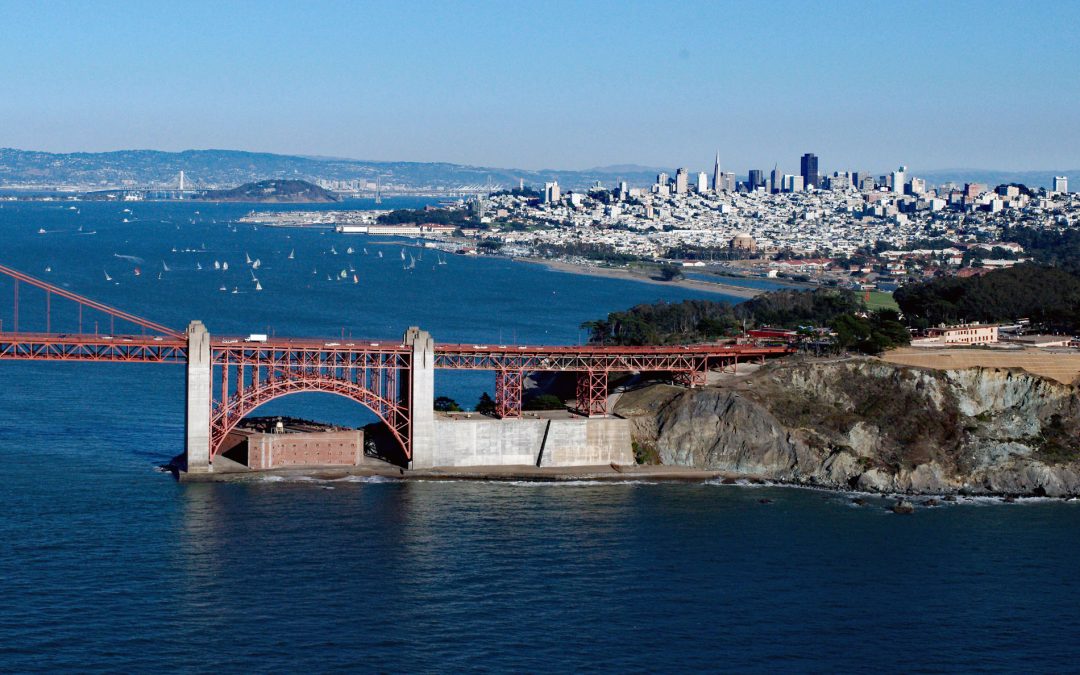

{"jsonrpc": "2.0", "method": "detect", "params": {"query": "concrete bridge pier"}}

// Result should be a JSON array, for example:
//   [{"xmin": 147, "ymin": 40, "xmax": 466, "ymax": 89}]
[
  {"xmin": 405, "ymin": 326, "xmax": 435, "ymax": 469},
  {"xmin": 185, "ymin": 320, "xmax": 212, "ymax": 473}
]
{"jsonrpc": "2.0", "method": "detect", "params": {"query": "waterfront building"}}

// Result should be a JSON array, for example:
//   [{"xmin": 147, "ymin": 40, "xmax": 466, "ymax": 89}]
[
  {"xmin": 1053, "ymin": 176, "xmax": 1069, "ymax": 193},
  {"xmin": 800, "ymin": 153, "xmax": 819, "ymax": 189}
]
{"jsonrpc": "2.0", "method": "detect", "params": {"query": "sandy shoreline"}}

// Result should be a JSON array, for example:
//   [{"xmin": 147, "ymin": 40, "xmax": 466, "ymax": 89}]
[{"xmin": 514, "ymin": 258, "xmax": 770, "ymax": 298}]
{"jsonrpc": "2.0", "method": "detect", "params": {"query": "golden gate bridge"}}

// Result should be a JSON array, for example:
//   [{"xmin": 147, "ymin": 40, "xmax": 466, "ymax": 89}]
[{"xmin": 0, "ymin": 263, "xmax": 792, "ymax": 472}]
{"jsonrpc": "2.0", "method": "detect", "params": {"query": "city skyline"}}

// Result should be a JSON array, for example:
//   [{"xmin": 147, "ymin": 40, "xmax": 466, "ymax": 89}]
[{"xmin": 1, "ymin": 1, "xmax": 1077, "ymax": 171}]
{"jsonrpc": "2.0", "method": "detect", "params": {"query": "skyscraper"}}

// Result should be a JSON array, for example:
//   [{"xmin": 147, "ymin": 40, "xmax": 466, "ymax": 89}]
[
  {"xmin": 674, "ymin": 168, "xmax": 689, "ymax": 194},
  {"xmin": 891, "ymin": 165, "xmax": 907, "ymax": 194},
  {"xmin": 712, "ymin": 151, "xmax": 721, "ymax": 192},
  {"xmin": 696, "ymin": 171, "xmax": 709, "ymax": 193},
  {"xmin": 748, "ymin": 169, "xmax": 764, "ymax": 190},
  {"xmin": 1053, "ymin": 176, "xmax": 1069, "ymax": 193},
  {"xmin": 770, "ymin": 164, "xmax": 782, "ymax": 194},
  {"xmin": 800, "ymin": 153, "xmax": 819, "ymax": 189}
]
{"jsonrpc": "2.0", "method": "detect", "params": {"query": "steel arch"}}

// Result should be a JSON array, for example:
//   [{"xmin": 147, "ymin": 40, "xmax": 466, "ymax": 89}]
[{"xmin": 210, "ymin": 376, "xmax": 410, "ymax": 461}]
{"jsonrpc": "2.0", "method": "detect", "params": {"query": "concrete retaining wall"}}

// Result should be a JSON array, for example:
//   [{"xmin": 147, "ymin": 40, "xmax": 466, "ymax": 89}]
[{"xmin": 426, "ymin": 417, "xmax": 633, "ymax": 468}]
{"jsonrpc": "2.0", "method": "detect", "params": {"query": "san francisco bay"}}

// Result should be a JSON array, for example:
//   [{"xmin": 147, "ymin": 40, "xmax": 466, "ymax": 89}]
[{"xmin": 2, "ymin": 201, "xmax": 1079, "ymax": 672}]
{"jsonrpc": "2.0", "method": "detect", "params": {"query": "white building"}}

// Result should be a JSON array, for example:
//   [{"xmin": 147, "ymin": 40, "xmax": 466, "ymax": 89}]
[
  {"xmin": 1053, "ymin": 176, "xmax": 1068, "ymax": 194},
  {"xmin": 912, "ymin": 323, "xmax": 999, "ymax": 347},
  {"xmin": 543, "ymin": 181, "xmax": 561, "ymax": 203},
  {"xmin": 892, "ymin": 165, "xmax": 907, "ymax": 194}
]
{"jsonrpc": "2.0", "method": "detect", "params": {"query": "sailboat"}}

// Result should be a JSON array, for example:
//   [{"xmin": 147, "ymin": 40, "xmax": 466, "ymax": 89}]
[
  {"xmin": 213, "ymin": 260, "xmax": 221, "ymax": 270},
  {"xmin": 339, "ymin": 269, "xmax": 348, "ymax": 279},
  {"xmin": 45, "ymin": 265, "xmax": 52, "ymax": 273},
  {"xmin": 346, "ymin": 246, "xmax": 354, "ymax": 254},
  {"xmin": 196, "ymin": 262, "xmax": 202, "ymax": 271},
  {"xmin": 162, "ymin": 261, "xmax": 170, "ymax": 272},
  {"xmin": 134, "ymin": 267, "xmax": 141, "ymax": 277},
  {"xmin": 245, "ymin": 252, "xmax": 252, "ymax": 264},
  {"xmin": 232, "ymin": 287, "xmax": 239, "ymax": 294},
  {"xmin": 362, "ymin": 248, "xmax": 368, "ymax": 255},
  {"xmin": 377, "ymin": 251, "xmax": 383, "ymax": 258},
  {"xmin": 288, "ymin": 249, "xmax": 295, "ymax": 260},
  {"xmin": 255, "ymin": 280, "xmax": 263, "ymax": 291},
  {"xmin": 252, "ymin": 259, "xmax": 261, "ymax": 270},
  {"xmin": 104, "ymin": 270, "xmax": 112, "ymax": 282},
  {"xmin": 400, "ymin": 248, "xmax": 406, "ymax": 260},
  {"xmin": 38, "ymin": 228, "xmax": 46, "ymax": 234},
  {"xmin": 352, "ymin": 274, "xmax": 359, "ymax": 284},
  {"xmin": 330, "ymin": 246, "xmax": 338, "ymax": 255},
  {"xmin": 222, "ymin": 261, "xmax": 229, "ymax": 271},
  {"xmin": 250, "ymin": 270, "xmax": 258, "ymax": 282},
  {"xmin": 219, "ymin": 284, "xmax": 227, "ymax": 292},
  {"xmin": 157, "ymin": 272, "xmax": 163, "ymax": 281}
]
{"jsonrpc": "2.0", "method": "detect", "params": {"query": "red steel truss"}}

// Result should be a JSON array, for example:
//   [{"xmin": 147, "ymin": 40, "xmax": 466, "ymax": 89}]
[
  {"xmin": 575, "ymin": 370, "xmax": 609, "ymax": 417},
  {"xmin": 494, "ymin": 369, "xmax": 524, "ymax": 419},
  {"xmin": 0, "ymin": 333, "xmax": 187, "ymax": 362},
  {"xmin": 210, "ymin": 343, "xmax": 412, "ymax": 459}
]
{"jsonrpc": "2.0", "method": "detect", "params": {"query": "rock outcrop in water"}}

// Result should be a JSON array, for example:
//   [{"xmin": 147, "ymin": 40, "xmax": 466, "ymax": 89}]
[{"xmin": 615, "ymin": 358, "xmax": 1080, "ymax": 497}]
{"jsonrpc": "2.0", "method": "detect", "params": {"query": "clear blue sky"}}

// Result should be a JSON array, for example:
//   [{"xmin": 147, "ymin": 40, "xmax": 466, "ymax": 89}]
[{"xmin": 1, "ymin": 0, "xmax": 1077, "ymax": 173}]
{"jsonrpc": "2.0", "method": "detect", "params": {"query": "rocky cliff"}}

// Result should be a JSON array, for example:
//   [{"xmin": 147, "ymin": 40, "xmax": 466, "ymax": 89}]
[{"xmin": 615, "ymin": 358, "xmax": 1080, "ymax": 497}]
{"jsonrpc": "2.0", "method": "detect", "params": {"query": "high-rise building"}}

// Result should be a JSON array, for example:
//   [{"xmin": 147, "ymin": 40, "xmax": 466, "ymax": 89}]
[
  {"xmin": 674, "ymin": 168, "xmax": 689, "ymax": 194},
  {"xmin": 828, "ymin": 172, "xmax": 851, "ymax": 190},
  {"xmin": 712, "ymin": 151, "xmax": 721, "ymax": 192},
  {"xmin": 891, "ymin": 165, "xmax": 907, "ymax": 194},
  {"xmin": 696, "ymin": 171, "xmax": 709, "ymax": 193},
  {"xmin": 721, "ymin": 172, "xmax": 736, "ymax": 192},
  {"xmin": 770, "ymin": 165, "xmax": 782, "ymax": 194},
  {"xmin": 800, "ymin": 153, "xmax": 819, "ymax": 189},
  {"xmin": 748, "ymin": 169, "xmax": 764, "ymax": 190},
  {"xmin": 1053, "ymin": 176, "xmax": 1069, "ymax": 193},
  {"xmin": 543, "ymin": 181, "xmax": 561, "ymax": 203}
]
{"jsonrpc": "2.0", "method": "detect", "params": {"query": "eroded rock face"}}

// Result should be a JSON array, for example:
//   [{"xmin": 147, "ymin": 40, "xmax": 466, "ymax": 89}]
[{"xmin": 617, "ymin": 358, "xmax": 1080, "ymax": 497}]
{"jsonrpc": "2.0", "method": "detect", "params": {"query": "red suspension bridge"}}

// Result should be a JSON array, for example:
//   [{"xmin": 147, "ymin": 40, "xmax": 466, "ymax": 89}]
[{"xmin": 0, "ymin": 263, "xmax": 793, "ymax": 471}]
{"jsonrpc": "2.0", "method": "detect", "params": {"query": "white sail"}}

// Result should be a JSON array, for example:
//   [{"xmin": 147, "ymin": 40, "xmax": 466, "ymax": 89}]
[
  {"xmin": 104, "ymin": 270, "xmax": 112, "ymax": 281},
  {"xmin": 223, "ymin": 261, "xmax": 229, "ymax": 271},
  {"xmin": 252, "ymin": 259, "xmax": 261, "ymax": 270},
  {"xmin": 288, "ymin": 249, "xmax": 295, "ymax": 260},
  {"xmin": 245, "ymin": 252, "xmax": 252, "ymax": 264}
]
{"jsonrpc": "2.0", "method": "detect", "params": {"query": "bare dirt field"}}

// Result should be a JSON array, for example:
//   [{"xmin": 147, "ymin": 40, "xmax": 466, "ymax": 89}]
[{"xmin": 882, "ymin": 347, "xmax": 1080, "ymax": 384}]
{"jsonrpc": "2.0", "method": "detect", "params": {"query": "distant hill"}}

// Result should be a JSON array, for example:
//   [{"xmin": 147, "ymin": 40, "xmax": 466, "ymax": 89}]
[
  {"xmin": 916, "ymin": 169, "xmax": 1077, "ymax": 190},
  {"xmin": 0, "ymin": 148, "xmax": 663, "ymax": 192},
  {"xmin": 200, "ymin": 179, "xmax": 338, "ymax": 203}
]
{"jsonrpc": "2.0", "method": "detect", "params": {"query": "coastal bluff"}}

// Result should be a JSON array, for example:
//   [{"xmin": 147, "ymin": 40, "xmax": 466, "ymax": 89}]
[{"xmin": 616, "ymin": 357, "xmax": 1080, "ymax": 497}]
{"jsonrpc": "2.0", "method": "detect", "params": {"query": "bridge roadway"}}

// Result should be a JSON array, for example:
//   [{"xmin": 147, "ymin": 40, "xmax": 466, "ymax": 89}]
[{"xmin": 0, "ymin": 332, "xmax": 790, "ymax": 369}]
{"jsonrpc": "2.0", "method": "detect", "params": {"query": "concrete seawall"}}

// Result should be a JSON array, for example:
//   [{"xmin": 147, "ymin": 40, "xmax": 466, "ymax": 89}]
[{"xmin": 422, "ymin": 416, "xmax": 634, "ymax": 468}]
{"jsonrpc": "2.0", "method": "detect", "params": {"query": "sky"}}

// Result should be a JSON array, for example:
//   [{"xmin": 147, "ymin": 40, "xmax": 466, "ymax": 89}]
[{"xmin": 1, "ymin": 0, "xmax": 1077, "ymax": 173}]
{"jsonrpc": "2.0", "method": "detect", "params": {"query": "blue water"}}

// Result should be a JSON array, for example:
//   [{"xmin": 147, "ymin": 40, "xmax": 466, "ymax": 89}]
[{"xmin": 2, "ymin": 201, "xmax": 1080, "ymax": 672}]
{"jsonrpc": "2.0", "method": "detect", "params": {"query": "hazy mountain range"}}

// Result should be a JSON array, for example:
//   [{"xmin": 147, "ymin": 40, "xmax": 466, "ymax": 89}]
[{"xmin": 0, "ymin": 148, "xmax": 1071, "ymax": 192}]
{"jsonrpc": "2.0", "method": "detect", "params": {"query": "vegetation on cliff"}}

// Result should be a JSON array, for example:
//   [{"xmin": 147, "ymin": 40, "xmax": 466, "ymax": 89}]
[
  {"xmin": 895, "ymin": 264, "xmax": 1080, "ymax": 331},
  {"xmin": 582, "ymin": 289, "xmax": 909, "ymax": 353}
]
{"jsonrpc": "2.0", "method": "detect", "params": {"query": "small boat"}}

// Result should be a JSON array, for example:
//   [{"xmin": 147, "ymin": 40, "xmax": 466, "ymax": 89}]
[
  {"xmin": 157, "ymin": 272, "xmax": 163, "ymax": 280},
  {"xmin": 255, "ymin": 280, "xmax": 263, "ymax": 291},
  {"xmin": 400, "ymin": 249, "xmax": 406, "ymax": 260},
  {"xmin": 162, "ymin": 261, "xmax": 170, "ymax": 272},
  {"xmin": 134, "ymin": 267, "xmax": 141, "ymax": 276},
  {"xmin": 288, "ymin": 249, "xmax": 295, "ymax": 260},
  {"xmin": 352, "ymin": 274, "xmax": 359, "ymax": 284},
  {"xmin": 213, "ymin": 260, "xmax": 221, "ymax": 270},
  {"xmin": 330, "ymin": 246, "xmax": 338, "ymax": 255},
  {"xmin": 362, "ymin": 248, "xmax": 368, "ymax": 255},
  {"xmin": 231, "ymin": 287, "xmax": 239, "ymax": 294},
  {"xmin": 45, "ymin": 265, "xmax": 51, "ymax": 273},
  {"xmin": 339, "ymin": 269, "xmax": 348, "ymax": 279},
  {"xmin": 219, "ymin": 285, "xmax": 227, "ymax": 292},
  {"xmin": 250, "ymin": 270, "xmax": 258, "ymax": 282},
  {"xmin": 377, "ymin": 251, "xmax": 383, "ymax": 258},
  {"xmin": 38, "ymin": 228, "xmax": 46, "ymax": 234},
  {"xmin": 252, "ymin": 259, "xmax": 261, "ymax": 270},
  {"xmin": 245, "ymin": 252, "xmax": 252, "ymax": 264},
  {"xmin": 222, "ymin": 262, "xmax": 229, "ymax": 271},
  {"xmin": 196, "ymin": 262, "xmax": 202, "ymax": 271},
  {"xmin": 346, "ymin": 247, "xmax": 354, "ymax": 254},
  {"xmin": 104, "ymin": 270, "xmax": 112, "ymax": 282}
]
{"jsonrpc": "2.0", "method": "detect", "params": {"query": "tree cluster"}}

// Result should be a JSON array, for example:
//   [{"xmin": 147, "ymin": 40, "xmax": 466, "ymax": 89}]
[{"xmin": 894, "ymin": 264, "xmax": 1080, "ymax": 331}]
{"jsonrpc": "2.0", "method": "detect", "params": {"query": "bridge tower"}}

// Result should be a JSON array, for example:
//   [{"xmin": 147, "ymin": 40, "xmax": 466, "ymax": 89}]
[
  {"xmin": 185, "ymin": 320, "xmax": 212, "ymax": 472},
  {"xmin": 405, "ymin": 326, "xmax": 435, "ymax": 469}
]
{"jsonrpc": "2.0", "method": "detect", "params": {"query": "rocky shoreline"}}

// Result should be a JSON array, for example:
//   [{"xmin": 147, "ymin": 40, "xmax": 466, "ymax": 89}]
[{"xmin": 615, "ymin": 356, "xmax": 1080, "ymax": 499}]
